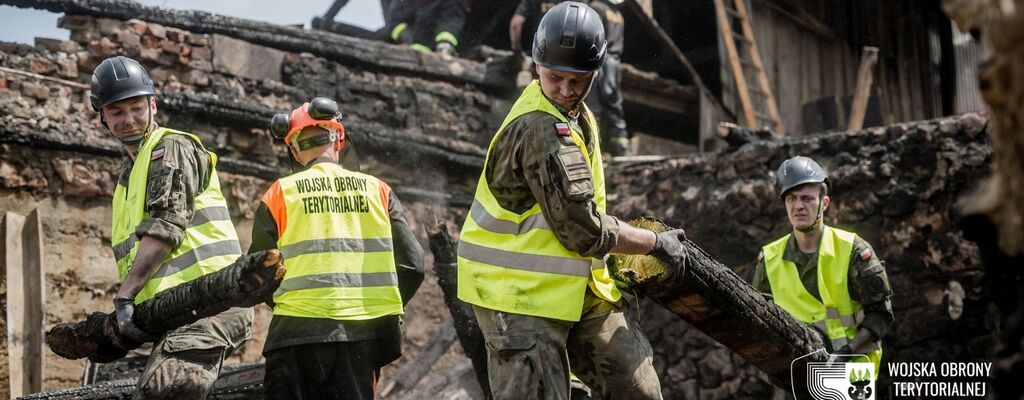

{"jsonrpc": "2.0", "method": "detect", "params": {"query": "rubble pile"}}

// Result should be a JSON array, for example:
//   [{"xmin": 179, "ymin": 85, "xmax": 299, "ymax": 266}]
[{"xmin": 607, "ymin": 113, "xmax": 995, "ymax": 397}]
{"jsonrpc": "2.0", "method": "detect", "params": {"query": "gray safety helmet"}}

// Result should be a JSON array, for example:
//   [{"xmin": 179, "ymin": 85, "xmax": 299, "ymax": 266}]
[
  {"xmin": 90, "ymin": 56, "xmax": 155, "ymax": 112},
  {"xmin": 532, "ymin": 2, "xmax": 607, "ymax": 73},
  {"xmin": 776, "ymin": 156, "xmax": 829, "ymax": 198}
]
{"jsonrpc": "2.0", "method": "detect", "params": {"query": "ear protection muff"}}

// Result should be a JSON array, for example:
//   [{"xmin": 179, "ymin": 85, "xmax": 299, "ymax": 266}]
[
  {"xmin": 270, "ymin": 113, "xmax": 290, "ymax": 140},
  {"xmin": 269, "ymin": 97, "xmax": 346, "ymax": 147}
]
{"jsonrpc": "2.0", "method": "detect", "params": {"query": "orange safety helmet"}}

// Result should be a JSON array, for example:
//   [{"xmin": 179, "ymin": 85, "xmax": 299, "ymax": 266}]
[{"xmin": 271, "ymin": 97, "xmax": 346, "ymax": 151}]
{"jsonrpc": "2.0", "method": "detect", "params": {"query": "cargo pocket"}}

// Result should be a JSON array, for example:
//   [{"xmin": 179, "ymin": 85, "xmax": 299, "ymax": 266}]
[
  {"xmin": 486, "ymin": 334, "xmax": 536, "ymax": 359},
  {"xmin": 485, "ymin": 334, "xmax": 546, "ymax": 399}
]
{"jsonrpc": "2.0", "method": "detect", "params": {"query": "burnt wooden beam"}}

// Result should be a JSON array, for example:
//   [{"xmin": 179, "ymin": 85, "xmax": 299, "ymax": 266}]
[
  {"xmin": 0, "ymin": 0, "xmax": 515, "ymax": 94},
  {"xmin": 428, "ymin": 221, "xmax": 492, "ymax": 399},
  {"xmin": 45, "ymin": 250, "xmax": 284, "ymax": 363},
  {"xmin": 609, "ymin": 218, "xmax": 828, "ymax": 392},
  {"xmin": 158, "ymin": 91, "xmax": 487, "ymax": 172}
]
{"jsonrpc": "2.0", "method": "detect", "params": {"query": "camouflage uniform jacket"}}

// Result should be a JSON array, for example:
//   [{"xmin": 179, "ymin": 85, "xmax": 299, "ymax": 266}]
[{"xmin": 485, "ymin": 107, "xmax": 620, "ymax": 259}]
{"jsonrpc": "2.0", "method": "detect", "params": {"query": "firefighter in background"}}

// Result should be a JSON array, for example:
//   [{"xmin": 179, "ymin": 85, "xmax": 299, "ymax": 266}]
[
  {"xmin": 386, "ymin": 0, "xmax": 467, "ymax": 58},
  {"xmin": 251, "ymin": 98, "xmax": 424, "ymax": 400},
  {"xmin": 90, "ymin": 56, "xmax": 252, "ymax": 399},
  {"xmin": 510, "ymin": 0, "xmax": 630, "ymax": 156}
]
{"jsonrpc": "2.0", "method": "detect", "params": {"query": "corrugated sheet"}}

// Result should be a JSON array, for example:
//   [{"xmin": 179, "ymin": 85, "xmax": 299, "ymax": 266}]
[{"xmin": 952, "ymin": 23, "xmax": 985, "ymax": 113}]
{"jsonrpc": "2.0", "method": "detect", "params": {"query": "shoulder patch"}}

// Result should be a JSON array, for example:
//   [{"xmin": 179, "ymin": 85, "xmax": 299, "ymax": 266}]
[
  {"xmin": 150, "ymin": 148, "xmax": 165, "ymax": 160},
  {"xmin": 553, "ymin": 122, "xmax": 571, "ymax": 137},
  {"xmin": 859, "ymin": 248, "xmax": 873, "ymax": 260}
]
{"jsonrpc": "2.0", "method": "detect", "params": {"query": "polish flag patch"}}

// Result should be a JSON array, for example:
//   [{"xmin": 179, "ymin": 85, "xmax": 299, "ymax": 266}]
[
  {"xmin": 859, "ymin": 248, "xmax": 873, "ymax": 260},
  {"xmin": 150, "ymin": 148, "xmax": 165, "ymax": 160},
  {"xmin": 553, "ymin": 122, "xmax": 571, "ymax": 136}
]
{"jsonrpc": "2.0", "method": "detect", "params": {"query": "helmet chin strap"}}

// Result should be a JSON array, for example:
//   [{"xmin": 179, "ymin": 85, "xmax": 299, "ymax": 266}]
[
  {"xmin": 796, "ymin": 199, "xmax": 824, "ymax": 233},
  {"xmin": 566, "ymin": 72, "xmax": 599, "ymax": 115},
  {"xmin": 102, "ymin": 97, "xmax": 155, "ymax": 146}
]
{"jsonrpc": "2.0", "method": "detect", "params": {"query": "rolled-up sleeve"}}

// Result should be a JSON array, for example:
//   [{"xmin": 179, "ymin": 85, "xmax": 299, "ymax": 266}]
[{"xmin": 135, "ymin": 135, "xmax": 210, "ymax": 248}]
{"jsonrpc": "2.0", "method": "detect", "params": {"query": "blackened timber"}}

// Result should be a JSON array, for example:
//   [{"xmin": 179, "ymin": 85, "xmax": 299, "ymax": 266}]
[
  {"xmin": 45, "ymin": 250, "xmax": 284, "ymax": 363},
  {"xmin": 429, "ymin": 221, "xmax": 492, "ymax": 398},
  {"xmin": 638, "ymin": 240, "xmax": 828, "ymax": 390},
  {"xmin": 0, "ymin": 0, "xmax": 514, "ymax": 93},
  {"xmin": 0, "ymin": 128, "xmax": 281, "ymax": 180},
  {"xmin": 158, "ymin": 92, "xmax": 487, "ymax": 171}
]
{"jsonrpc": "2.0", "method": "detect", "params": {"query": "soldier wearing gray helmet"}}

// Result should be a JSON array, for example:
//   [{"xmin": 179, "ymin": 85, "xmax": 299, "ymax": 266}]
[
  {"xmin": 90, "ymin": 56, "xmax": 252, "ymax": 399},
  {"xmin": 750, "ymin": 156, "xmax": 893, "ymax": 373}
]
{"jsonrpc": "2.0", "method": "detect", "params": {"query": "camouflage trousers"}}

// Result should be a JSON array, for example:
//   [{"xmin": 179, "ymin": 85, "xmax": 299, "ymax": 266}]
[
  {"xmin": 473, "ymin": 290, "xmax": 662, "ymax": 400},
  {"xmin": 132, "ymin": 307, "xmax": 254, "ymax": 400}
]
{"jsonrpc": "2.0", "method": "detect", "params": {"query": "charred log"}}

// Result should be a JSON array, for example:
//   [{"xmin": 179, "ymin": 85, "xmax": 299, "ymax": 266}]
[
  {"xmin": 16, "ymin": 363, "xmax": 267, "ymax": 400},
  {"xmin": 610, "ymin": 218, "xmax": 827, "ymax": 391},
  {"xmin": 46, "ymin": 250, "xmax": 284, "ymax": 363},
  {"xmin": 428, "ymin": 221, "xmax": 492, "ymax": 399}
]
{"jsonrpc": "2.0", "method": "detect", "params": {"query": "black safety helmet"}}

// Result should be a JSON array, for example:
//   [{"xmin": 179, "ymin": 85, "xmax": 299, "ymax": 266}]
[
  {"xmin": 90, "ymin": 56, "xmax": 155, "ymax": 112},
  {"xmin": 532, "ymin": 1, "xmax": 607, "ymax": 73},
  {"xmin": 776, "ymin": 156, "xmax": 829, "ymax": 199}
]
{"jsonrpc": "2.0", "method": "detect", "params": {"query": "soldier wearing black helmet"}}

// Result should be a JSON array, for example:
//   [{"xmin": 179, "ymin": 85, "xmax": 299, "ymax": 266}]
[
  {"xmin": 751, "ymin": 156, "xmax": 893, "ymax": 374},
  {"xmin": 456, "ymin": 3, "xmax": 680, "ymax": 398},
  {"xmin": 510, "ymin": 0, "xmax": 630, "ymax": 156},
  {"xmin": 90, "ymin": 56, "xmax": 252, "ymax": 399}
]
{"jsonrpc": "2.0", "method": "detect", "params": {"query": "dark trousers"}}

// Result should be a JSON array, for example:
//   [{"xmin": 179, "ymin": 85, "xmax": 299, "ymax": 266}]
[
  {"xmin": 385, "ymin": 0, "xmax": 466, "ymax": 47},
  {"xmin": 264, "ymin": 341, "xmax": 383, "ymax": 400},
  {"xmin": 586, "ymin": 55, "xmax": 628, "ymax": 143}
]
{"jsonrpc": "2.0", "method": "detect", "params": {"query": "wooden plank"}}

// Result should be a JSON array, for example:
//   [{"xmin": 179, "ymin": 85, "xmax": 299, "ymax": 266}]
[
  {"xmin": 4, "ymin": 211, "xmax": 27, "ymax": 399},
  {"xmin": 621, "ymin": 0, "xmax": 734, "ymax": 123},
  {"xmin": 848, "ymin": 46, "xmax": 879, "ymax": 130},
  {"xmin": 21, "ymin": 210, "xmax": 44, "ymax": 397},
  {"xmin": 714, "ymin": 0, "xmax": 756, "ymax": 128},
  {"xmin": 771, "ymin": 6, "xmax": 802, "ymax": 133},
  {"xmin": 734, "ymin": 0, "xmax": 784, "ymax": 132},
  {"xmin": 4, "ymin": 210, "xmax": 45, "ymax": 398}
]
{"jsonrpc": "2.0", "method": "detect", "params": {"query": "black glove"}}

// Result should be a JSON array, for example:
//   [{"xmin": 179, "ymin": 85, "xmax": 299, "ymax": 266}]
[
  {"xmin": 831, "ymin": 344, "xmax": 856, "ymax": 363},
  {"xmin": 114, "ymin": 297, "xmax": 154, "ymax": 343},
  {"xmin": 647, "ymin": 228, "xmax": 687, "ymax": 279}
]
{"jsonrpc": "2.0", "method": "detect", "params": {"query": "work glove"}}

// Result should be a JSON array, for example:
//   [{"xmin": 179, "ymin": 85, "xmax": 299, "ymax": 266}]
[
  {"xmin": 648, "ymin": 228, "xmax": 687, "ymax": 280},
  {"xmin": 114, "ymin": 297, "xmax": 154, "ymax": 343},
  {"xmin": 829, "ymin": 344, "xmax": 856, "ymax": 364}
]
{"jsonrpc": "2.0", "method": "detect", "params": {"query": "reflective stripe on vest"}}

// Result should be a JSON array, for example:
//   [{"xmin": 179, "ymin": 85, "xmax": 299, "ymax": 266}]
[
  {"xmin": 457, "ymin": 80, "xmax": 620, "ymax": 322},
  {"xmin": 111, "ymin": 128, "xmax": 242, "ymax": 304},
  {"xmin": 763, "ymin": 225, "xmax": 883, "ymax": 373},
  {"xmin": 272, "ymin": 162, "xmax": 403, "ymax": 321}
]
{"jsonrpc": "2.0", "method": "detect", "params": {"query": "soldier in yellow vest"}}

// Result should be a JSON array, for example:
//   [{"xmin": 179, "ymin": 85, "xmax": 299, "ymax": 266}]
[
  {"xmin": 750, "ymin": 156, "xmax": 893, "ymax": 373},
  {"xmin": 90, "ymin": 56, "xmax": 253, "ymax": 399},
  {"xmin": 458, "ymin": 3, "xmax": 685, "ymax": 399},
  {"xmin": 250, "ymin": 98, "xmax": 424, "ymax": 400}
]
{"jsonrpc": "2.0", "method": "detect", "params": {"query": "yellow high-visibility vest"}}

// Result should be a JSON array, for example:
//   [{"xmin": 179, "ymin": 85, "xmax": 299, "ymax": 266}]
[
  {"xmin": 457, "ymin": 80, "xmax": 620, "ymax": 322},
  {"xmin": 112, "ymin": 128, "xmax": 241, "ymax": 303},
  {"xmin": 763, "ymin": 225, "xmax": 883, "ymax": 373},
  {"xmin": 269, "ymin": 162, "xmax": 403, "ymax": 320}
]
